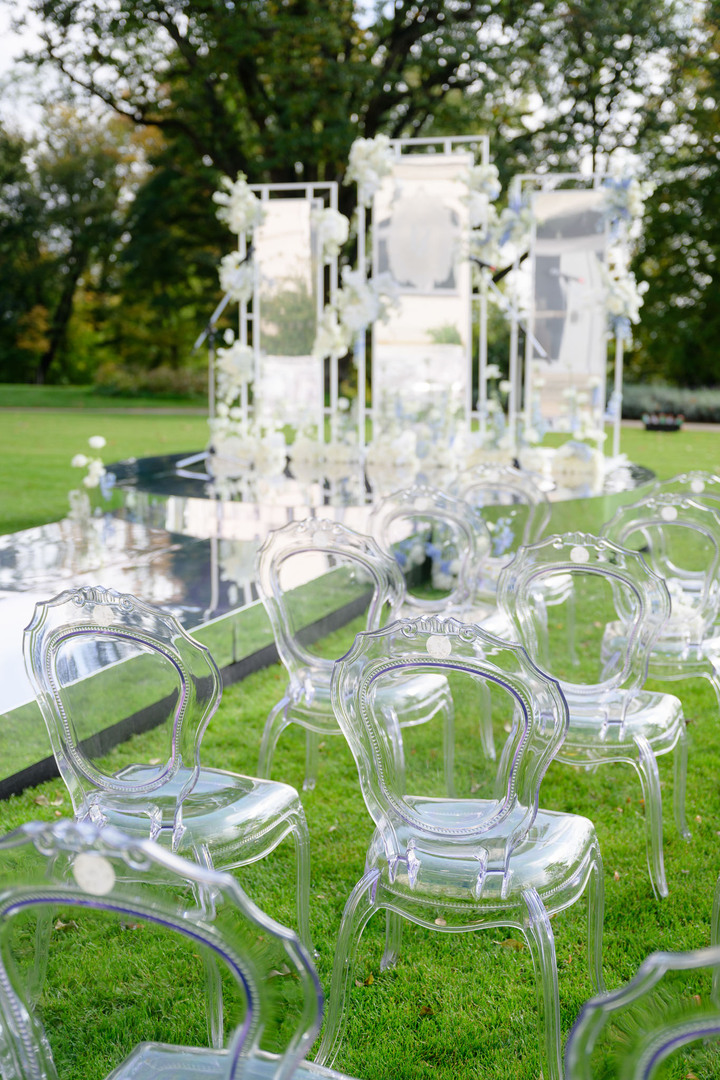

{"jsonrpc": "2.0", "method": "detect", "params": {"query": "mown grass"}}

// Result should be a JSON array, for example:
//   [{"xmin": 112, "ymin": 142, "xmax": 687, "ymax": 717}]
[
  {"xmin": 4, "ymin": 617, "xmax": 720, "ymax": 1079},
  {"xmin": 0, "ymin": 383, "xmax": 207, "ymax": 410},
  {"xmin": 0, "ymin": 411, "xmax": 209, "ymax": 534},
  {"xmin": 0, "ymin": 423, "xmax": 719, "ymax": 1078}
]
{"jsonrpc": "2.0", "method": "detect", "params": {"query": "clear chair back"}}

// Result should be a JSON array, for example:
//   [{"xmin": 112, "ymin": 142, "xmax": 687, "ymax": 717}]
[
  {"xmin": 0, "ymin": 817, "xmax": 322, "ymax": 1080},
  {"xmin": 498, "ymin": 533, "xmax": 671, "ymax": 710},
  {"xmin": 369, "ymin": 485, "xmax": 491, "ymax": 613},
  {"xmin": 23, "ymin": 586, "xmax": 221, "ymax": 823}
]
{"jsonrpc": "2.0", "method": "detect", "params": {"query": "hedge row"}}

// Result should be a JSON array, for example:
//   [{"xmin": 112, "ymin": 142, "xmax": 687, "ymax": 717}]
[{"xmin": 622, "ymin": 383, "xmax": 720, "ymax": 424}]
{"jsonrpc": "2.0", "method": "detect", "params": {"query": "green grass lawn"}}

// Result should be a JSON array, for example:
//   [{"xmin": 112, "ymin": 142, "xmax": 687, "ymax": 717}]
[
  {"xmin": 1, "ymin": 419, "xmax": 720, "ymax": 1078},
  {"xmin": 0, "ymin": 383, "xmax": 207, "ymax": 410},
  {"xmin": 0, "ymin": 411, "xmax": 209, "ymax": 534}
]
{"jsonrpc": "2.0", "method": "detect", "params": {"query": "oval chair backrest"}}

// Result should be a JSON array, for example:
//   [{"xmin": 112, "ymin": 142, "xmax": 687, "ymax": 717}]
[
  {"xmin": 0, "ymin": 818, "xmax": 322, "ymax": 1080},
  {"xmin": 565, "ymin": 944, "xmax": 720, "ymax": 1080},
  {"xmin": 498, "ymin": 533, "xmax": 671, "ymax": 701},
  {"xmin": 332, "ymin": 616, "xmax": 568, "ymax": 864},
  {"xmin": 23, "ymin": 586, "xmax": 221, "ymax": 812},
  {"xmin": 256, "ymin": 518, "xmax": 406, "ymax": 691},
  {"xmin": 369, "ymin": 485, "xmax": 491, "ymax": 613},
  {"xmin": 602, "ymin": 494, "xmax": 720, "ymax": 633},
  {"xmin": 458, "ymin": 464, "xmax": 551, "ymax": 548}
]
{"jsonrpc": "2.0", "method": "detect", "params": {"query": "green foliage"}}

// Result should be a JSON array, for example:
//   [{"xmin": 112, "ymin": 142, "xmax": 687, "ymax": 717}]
[
  {"xmin": 622, "ymin": 383, "xmax": 720, "ymax": 423},
  {"xmin": 94, "ymin": 362, "xmax": 208, "ymax": 398}
]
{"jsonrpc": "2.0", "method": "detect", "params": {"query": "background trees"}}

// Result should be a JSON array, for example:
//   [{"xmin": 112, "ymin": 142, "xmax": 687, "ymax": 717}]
[{"xmin": 0, "ymin": 0, "xmax": 714, "ymax": 387}]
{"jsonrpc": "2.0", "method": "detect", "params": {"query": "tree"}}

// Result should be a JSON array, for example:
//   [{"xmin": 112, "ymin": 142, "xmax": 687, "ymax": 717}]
[
  {"xmin": 0, "ymin": 109, "xmax": 136, "ymax": 383},
  {"xmin": 15, "ymin": 0, "xmax": 547, "ymax": 185},
  {"xmin": 630, "ymin": 2, "xmax": 720, "ymax": 386}
]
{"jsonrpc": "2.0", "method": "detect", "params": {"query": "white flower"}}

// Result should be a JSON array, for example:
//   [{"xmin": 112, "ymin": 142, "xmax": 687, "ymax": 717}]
[
  {"xmin": 499, "ymin": 379, "xmax": 512, "ymax": 394},
  {"xmin": 338, "ymin": 396, "xmax": 350, "ymax": 411},
  {"xmin": 71, "ymin": 454, "xmax": 89, "ymax": 468},
  {"xmin": 223, "ymin": 327, "xmax": 235, "ymax": 345},
  {"xmin": 461, "ymin": 163, "xmax": 501, "ymax": 227},
  {"xmin": 216, "ymin": 341, "xmax": 255, "ymax": 403},
  {"xmin": 345, "ymin": 133, "xmax": 394, "ymax": 207},
  {"xmin": 82, "ymin": 459, "xmax": 106, "ymax": 489},
  {"xmin": 312, "ymin": 307, "xmax": 352, "ymax": 359},
  {"xmin": 219, "ymin": 252, "xmax": 255, "ymax": 301},
  {"xmin": 484, "ymin": 364, "xmax": 501, "ymax": 380},
  {"xmin": 213, "ymin": 172, "xmax": 265, "ymax": 235},
  {"xmin": 312, "ymin": 207, "xmax": 350, "ymax": 263},
  {"xmin": 602, "ymin": 176, "xmax": 653, "ymax": 224},
  {"xmin": 88, "ymin": 435, "xmax": 106, "ymax": 450}
]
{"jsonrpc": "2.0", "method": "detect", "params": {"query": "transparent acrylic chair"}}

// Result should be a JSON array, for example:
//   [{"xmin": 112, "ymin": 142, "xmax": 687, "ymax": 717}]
[
  {"xmin": 0, "ymin": 817, "xmax": 355, "ymax": 1080},
  {"xmin": 256, "ymin": 518, "xmax": 454, "ymax": 792},
  {"xmin": 456, "ymin": 463, "xmax": 551, "ymax": 603},
  {"xmin": 368, "ymin": 484, "xmax": 493, "ymax": 618},
  {"xmin": 315, "ymin": 616, "xmax": 604, "ymax": 1080},
  {"xmin": 23, "ymin": 584, "xmax": 313, "ymax": 1044},
  {"xmin": 498, "ymin": 533, "xmax": 689, "ymax": 899},
  {"xmin": 601, "ymin": 493, "xmax": 720, "ymax": 709},
  {"xmin": 565, "ymin": 944, "xmax": 720, "ymax": 1079}
]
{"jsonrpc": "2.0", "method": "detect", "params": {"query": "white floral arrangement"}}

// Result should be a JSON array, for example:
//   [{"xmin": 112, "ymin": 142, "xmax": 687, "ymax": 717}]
[
  {"xmin": 460, "ymin": 163, "xmax": 501, "ymax": 228},
  {"xmin": 208, "ymin": 417, "xmax": 288, "ymax": 488},
  {"xmin": 218, "ymin": 252, "xmax": 255, "ymax": 302},
  {"xmin": 289, "ymin": 430, "xmax": 359, "ymax": 482},
  {"xmin": 213, "ymin": 172, "xmax": 265, "ymax": 235},
  {"xmin": 215, "ymin": 336, "xmax": 254, "ymax": 401},
  {"xmin": 312, "ymin": 267, "xmax": 399, "ymax": 359},
  {"xmin": 71, "ymin": 435, "xmax": 107, "ymax": 490},
  {"xmin": 312, "ymin": 206, "xmax": 350, "ymax": 263},
  {"xmin": 601, "ymin": 176, "xmax": 653, "ymax": 225},
  {"xmin": 600, "ymin": 248, "xmax": 649, "ymax": 341},
  {"xmin": 345, "ymin": 133, "xmax": 394, "ymax": 207}
]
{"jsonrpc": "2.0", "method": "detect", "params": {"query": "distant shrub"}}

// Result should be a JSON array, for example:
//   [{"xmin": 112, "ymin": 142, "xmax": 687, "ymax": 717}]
[
  {"xmin": 622, "ymin": 384, "xmax": 720, "ymax": 424},
  {"xmin": 94, "ymin": 363, "xmax": 207, "ymax": 399}
]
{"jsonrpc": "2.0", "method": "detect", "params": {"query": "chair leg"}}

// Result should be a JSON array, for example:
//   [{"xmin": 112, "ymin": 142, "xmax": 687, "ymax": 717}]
[
  {"xmin": 315, "ymin": 870, "xmax": 380, "ymax": 1069},
  {"xmin": 304, "ymin": 730, "xmax": 319, "ymax": 792},
  {"xmin": 522, "ymin": 887, "xmax": 562, "ymax": 1080},
  {"xmin": 380, "ymin": 909, "xmax": 403, "ymax": 972},
  {"xmin": 193, "ymin": 844, "xmax": 224, "ymax": 1050},
  {"xmin": 586, "ymin": 840, "xmax": 605, "ymax": 993},
  {"xmin": 291, "ymin": 805, "xmax": 314, "ymax": 957},
  {"xmin": 478, "ymin": 679, "xmax": 495, "ymax": 763},
  {"xmin": 632, "ymin": 734, "xmax": 668, "ymax": 900},
  {"xmin": 258, "ymin": 697, "xmax": 291, "ymax": 780},
  {"xmin": 673, "ymin": 721, "xmax": 692, "ymax": 842},
  {"xmin": 704, "ymin": 668, "xmax": 720, "ymax": 716}
]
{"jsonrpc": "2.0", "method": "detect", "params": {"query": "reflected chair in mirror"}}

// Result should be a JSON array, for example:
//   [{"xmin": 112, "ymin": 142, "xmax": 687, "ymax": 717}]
[
  {"xmin": 23, "ymin": 585, "xmax": 313, "ymax": 1045},
  {"xmin": 256, "ymin": 517, "xmax": 455, "ymax": 793},
  {"xmin": 315, "ymin": 616, "xmax": 604, "ymax": 1080},
  {"xmin": 565, "ymin": 943, "xmax": 720, "ymax": 1079},
  {"xmin": 498, "ymin": 533, "xmax": 689, "ymax": 899},
  {"xmin": 456, "ymin": 464, "xmax": 551, "ymax": 605},
  {"xmin": 0, "ymin": 817, "xmax": 356, "ymax": 1080},
  {"xmin": 601, "ymin": 493, "xmax": 720, "ymax": 710}
]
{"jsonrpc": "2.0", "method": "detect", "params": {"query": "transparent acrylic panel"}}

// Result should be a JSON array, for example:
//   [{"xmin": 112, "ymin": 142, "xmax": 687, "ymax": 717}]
[
  {"xmin": 372, "ymin": 153, "xmax": 473, "ymax": 434},
  {"xmin": 530, "ymin": 188, "xmax": 607, "ymax": 423}
]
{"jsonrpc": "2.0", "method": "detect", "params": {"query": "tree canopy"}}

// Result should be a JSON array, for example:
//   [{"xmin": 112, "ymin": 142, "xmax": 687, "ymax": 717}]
[{"xmin": 0, "ymin": 0, "xmax": 714, "ymax": 387}]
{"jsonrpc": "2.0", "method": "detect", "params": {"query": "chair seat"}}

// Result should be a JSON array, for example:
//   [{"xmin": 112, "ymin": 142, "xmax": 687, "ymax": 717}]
[
  {"xmin": 561, "ymin": 690, "xmax": 684, "ymax": 756},
  {"xmin": 94, "ymin": 766, "xmax": 302, "ymax": 866},
  {"xmin": 366, "ymin": 802, "xmax": 596, "ymax": 910},
  {"xmin": 107, "ymin": 1042, "xmax": 351, "ymax": 1079}
]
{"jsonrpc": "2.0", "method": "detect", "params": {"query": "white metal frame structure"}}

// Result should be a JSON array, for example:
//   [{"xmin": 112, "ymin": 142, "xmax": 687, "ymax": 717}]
[
  {"xmin": 355, "ymin": 135, "xmax": 490, "ymax": 453},
  {"xmin": 508, "ymin": 172, "xmax": 624, "ymax": 458}
]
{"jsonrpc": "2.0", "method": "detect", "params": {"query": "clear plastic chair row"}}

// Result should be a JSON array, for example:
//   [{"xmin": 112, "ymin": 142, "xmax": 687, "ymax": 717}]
[{"xmin": 0, "ymin": 817, "xmax": 356, "ymax": 1080}]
